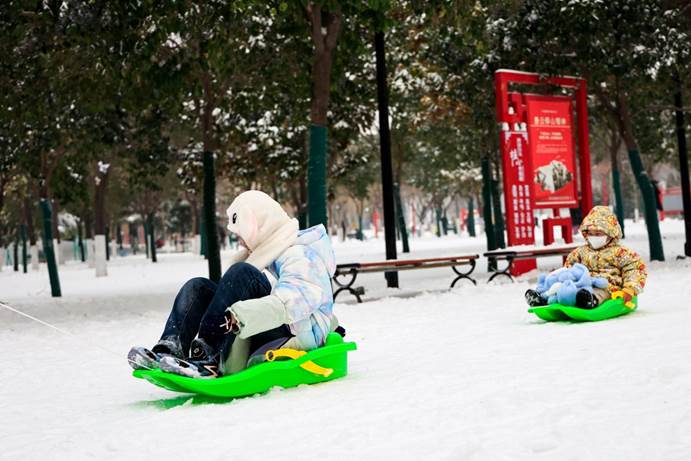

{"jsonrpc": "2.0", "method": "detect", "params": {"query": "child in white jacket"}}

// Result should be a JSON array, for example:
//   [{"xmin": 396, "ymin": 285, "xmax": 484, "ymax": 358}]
[{"xmin": 128, "ymin": 190, "xmax": 338, "ymax": 378}]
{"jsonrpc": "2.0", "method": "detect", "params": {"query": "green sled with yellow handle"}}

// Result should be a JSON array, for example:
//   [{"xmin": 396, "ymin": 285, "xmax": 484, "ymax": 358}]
[
  {"xmin": 133, "ymin": 332, "xmax": 357, "ymax": 398},
  {"xmin": 528, "ymin": 296, "xmax": 638, "ymax": 322}
]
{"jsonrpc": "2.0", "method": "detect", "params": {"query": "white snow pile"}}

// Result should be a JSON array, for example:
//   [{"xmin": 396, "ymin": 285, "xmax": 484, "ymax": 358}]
[{"xmin": 1, "ymin": 219, "xmax": 691, "ymax": 460}]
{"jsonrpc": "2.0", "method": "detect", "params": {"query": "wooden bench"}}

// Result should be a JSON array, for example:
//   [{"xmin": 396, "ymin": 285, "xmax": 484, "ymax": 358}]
[
  {"xmin": 484, "ymin": 245, "xmax": 579, "ymax": 283},
  {"xmin": 332, "ymin": 254, "xmax": 480, "ymax": 303}
]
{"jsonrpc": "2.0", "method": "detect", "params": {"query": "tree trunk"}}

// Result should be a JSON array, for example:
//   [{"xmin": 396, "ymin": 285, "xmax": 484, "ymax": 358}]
[
  {"xmin": 200, "ymin": 71, "xmax": 221, "ymax": 282},
  {"xmin": 308, "ymin": 125, "xmax": 328, "ymax": 227},
  {"xmin": 482, "ymin": 157, "xmax": 497, "ymax": 271},
  {"xmin": 673, "ymin": 72, "xmax": 691, "ymax": 257},
  {"xmin": 105, "ymin": 224, "xmax": 110, "ymax": 261},
  {"xmin": 93, "ymin": 167, "xmax": 109, "ymax": 277},
  {"xmin": 0, "ymin": 209, "xmax": 6, "ymax": 251},
  {"xmin": 24, "ymin": 193, "xmax": 39, "ymax": 272},
  {"xmin": 131, "ymin": 223, "xmax": 138, "ymax": 255},
  {"xmin": 21, "ymin": 223, "xmax": 27, "ymax": 273},
  {"xmin": 200, "ymin": 215, "xmax": 207, "ymax": 257},
  {"xmin": 84, "ymin": 209, "xmax": 95, "ymax": 268},
  {"xmin": 310, "ymin": 52, "xmax": 334, "ymax": 126},
  {"xmin": 50, "ymin": 196, "xmax": 62, "ymax": 265},
  {"xmin": 202, "ymin": 151, "xmax": 221, "ymax": 281},
  {"xmin": 374, "ymin": 29, "xmax": 399, "ymax": 288},
  {"xmin": 51, "ymin": 197, "xmax": 60, "ymax": 243},
  {"xmin": 77, "ymin": 219, "xmax": 85, "ymax": 262},
  {"xmin": 609, "ymin": 130, "xmax": 625, "ymax": 236},
  {"xmin": 24, "ymin": 196, "xmax": 36, "ymax": 246},
  {"xmin": 13, "ymin": 234, "xmax": 19, "ymax": 272},
  {"xmin": 615, "ymin": 91, "xmax": 664, "ymax": 261},
  {"xmin": 491, "ymin": 161, "xmax": 506, "ymax": 248},
  {"xmin": 467, "ymin": 196, "xmax": 476, "ymax": 237},
  {"xmin": 148, "ymin": 213, "xmax": 157, "ymax": 263},
  {"xmin": 306, "ymin": 3, "xmax": 342, "ymax": 228},
  {"xmin": 186, "ymin": 191, "xmax": 200, "ymax": 235},
  {"xmin": 394, "ymin": 183, "xmax": 410, "ymax": 253},
  {"xmin": 38, "ymin": 169, "xmax": 60, "ymax": 277},
  {"xmin": 117, "ymin": 223, "xmax": 123, "ymax": 250},
  {"xmin": 83, "ymin": 208, "xmax": 93, "ymax": 239},
  {"xmin": 143, "ymin": 219, "xmax": 150, "ymax": 259},
  {"xmin": 94, "ymin": 168, "xmax": 109, "ymax": 235},
  {"xmin": 39, "ymin": 198, "xmax": 61, "ymax": 296},
  {"xmin": 0, "ymin": 178, "xmax": 5, "ymax": 234}
]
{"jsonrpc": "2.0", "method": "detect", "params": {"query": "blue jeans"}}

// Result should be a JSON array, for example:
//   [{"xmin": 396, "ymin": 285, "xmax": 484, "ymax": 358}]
[{"xmin": 158, "ymin": 262, "xmax": 290, "ymax": 359}]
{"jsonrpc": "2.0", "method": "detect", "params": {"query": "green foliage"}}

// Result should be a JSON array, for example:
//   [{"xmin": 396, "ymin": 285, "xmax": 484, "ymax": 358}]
[{"xmin": 0, "ymin": 0, "xmax": 688, "ymax": 240}]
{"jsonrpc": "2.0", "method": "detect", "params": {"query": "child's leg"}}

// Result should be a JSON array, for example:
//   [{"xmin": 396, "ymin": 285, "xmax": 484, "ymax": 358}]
[
  {"xmin": 591, "ymin": 287, "xmax": 611, "ymax": 306},
  {"xmin": 156, "ymin": 277, "xmax": 217, "ymax": 357},
  {"xmin": 575, "ymin": 287, "xmax": 612, "ymax": 309},
  {"xmin": 196, "ymin": 262, "xmax": 272, "ymax": 354}
]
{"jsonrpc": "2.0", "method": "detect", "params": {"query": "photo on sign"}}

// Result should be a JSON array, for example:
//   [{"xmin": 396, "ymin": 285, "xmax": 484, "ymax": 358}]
[{"xmin": 534, "ymin": 160, "xmax": 573, "ymax": 193}]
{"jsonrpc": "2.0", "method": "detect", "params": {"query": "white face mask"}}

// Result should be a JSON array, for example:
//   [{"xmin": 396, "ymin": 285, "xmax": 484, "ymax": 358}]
[{"xmin": 587, "ymin": 235, "xmax": 609, "ymax": 249}]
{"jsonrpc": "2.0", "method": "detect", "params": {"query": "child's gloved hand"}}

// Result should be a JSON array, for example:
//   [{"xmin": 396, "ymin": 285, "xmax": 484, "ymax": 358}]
[{"xmin": 611, "ymin": 288, "xmax": 635, "ymax": 308}]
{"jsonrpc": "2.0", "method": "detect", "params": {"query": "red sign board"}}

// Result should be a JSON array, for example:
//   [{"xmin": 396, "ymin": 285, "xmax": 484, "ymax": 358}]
[
  {"xmin": 525, "ymin": 96, "xmax": 578, "ymax": 208},
  {"xmin": 495, "ymin": 70, "xmax": 593, "ymax": 277},
  {"xmin": 499, "ymin": 129, "xmax": 536, "ymax": 273}
]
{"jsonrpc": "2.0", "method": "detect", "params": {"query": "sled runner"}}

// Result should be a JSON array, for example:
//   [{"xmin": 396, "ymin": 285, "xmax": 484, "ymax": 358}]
[
  {"xmin": 528, "ymin": 297, "xmax": 638, "ymax": 322},
  {"xmin": 133, "ymin": 332, "xmax": 357, "ymax": 398}
]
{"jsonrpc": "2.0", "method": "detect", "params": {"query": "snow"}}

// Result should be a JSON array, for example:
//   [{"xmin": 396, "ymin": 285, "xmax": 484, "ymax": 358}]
[
  {"xmin": 97, "ymin": 161, "xmax": 110, "ymax": 175},
  {"xmin": 1, "ymin": 219, "xmax": 691, "ymax": 460}
]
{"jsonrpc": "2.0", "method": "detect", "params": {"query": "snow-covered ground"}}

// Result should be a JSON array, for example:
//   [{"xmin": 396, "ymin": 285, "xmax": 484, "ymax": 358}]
[{"xmin": 1, "ymin": 219, "xmax": 691, "ymax": 460}]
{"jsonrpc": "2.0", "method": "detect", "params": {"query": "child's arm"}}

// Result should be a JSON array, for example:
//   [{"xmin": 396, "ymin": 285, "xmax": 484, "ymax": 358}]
[
  {"xmin": 564, "ymin": 248, "xmax": 582, "ymax": 267},
  {"xmin": 246, "ymin": 246, "xmax": 331, "ymax": 324},
  {"xmin": 619, "ymin": 248, "xmax": 648, "ymax": 295},
  {"xmin": 228, "ymin": 247, "xmax": 331, "ymax": 339}
]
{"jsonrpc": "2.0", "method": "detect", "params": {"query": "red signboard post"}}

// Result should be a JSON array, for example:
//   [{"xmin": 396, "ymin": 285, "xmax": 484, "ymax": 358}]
[{"xmin": 495, "ymin": 70, "xmax": 593, "ymax": 275}]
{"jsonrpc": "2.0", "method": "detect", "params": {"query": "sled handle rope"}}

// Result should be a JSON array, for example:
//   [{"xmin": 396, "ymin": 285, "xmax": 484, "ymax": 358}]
[
  {"xmin": 0, "ymin": 300, "xmax": 154, "ymax": 370},
  {"xmin": 265, "ymin": 348, "xmax": 333, "ymax": 377}
]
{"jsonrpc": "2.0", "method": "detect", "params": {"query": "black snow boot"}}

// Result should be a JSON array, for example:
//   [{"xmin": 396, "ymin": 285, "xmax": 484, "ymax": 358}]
[
  {"xmin": 189, "ymin": 337, "xmax": 215, "ymax": 361},
  {"xmin": 127, "ymin": 337, "xmax": 184, "ymax": 371},
  {"xmin": 525, "ymin": 289, "xmax": 547, "ymax": 307},
  {"xmin": 159, "ymin": 353, "xmax": 220, "ymax": 378},
  {"xmin": 575, "ymin": 289, "xmax": 598, "ymax": 309},
  {"xmin": 128, "ymin": 337, "xmax": 184, "ymax": 370},
  {"xmin": 160, "ymin": 338, "xmax": 220, "ymax": 378},
  {"xmin": 152, "ymin": 338, "xmax": 183, "ymax": 358}
]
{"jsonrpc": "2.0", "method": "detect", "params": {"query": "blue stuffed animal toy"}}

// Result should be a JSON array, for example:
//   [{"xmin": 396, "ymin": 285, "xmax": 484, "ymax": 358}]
[{"xmin": 535, "ymin": 263, "xmax": 609, "ymax": 306}]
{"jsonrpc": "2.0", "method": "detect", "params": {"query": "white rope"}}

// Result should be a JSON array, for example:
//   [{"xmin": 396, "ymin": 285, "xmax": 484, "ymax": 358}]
[{"xmin": 0, "ymin": 300, "xmax": 153, "ymax": 371}]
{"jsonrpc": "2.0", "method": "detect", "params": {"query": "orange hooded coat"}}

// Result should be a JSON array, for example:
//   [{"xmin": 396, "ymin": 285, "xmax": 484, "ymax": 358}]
[{"xmin": 565, "ymin": 206, "xmax": 647, "ymax": 295}]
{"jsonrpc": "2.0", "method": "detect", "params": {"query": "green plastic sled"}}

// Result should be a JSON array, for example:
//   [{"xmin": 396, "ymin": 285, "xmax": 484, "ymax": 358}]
[
  {"xmin": 528, "ymin": 297, "xmax": 638, "ymax": 322},
  {"xmin": 133, "ymin": 332, "xmax": 357, "ymax": 398}
]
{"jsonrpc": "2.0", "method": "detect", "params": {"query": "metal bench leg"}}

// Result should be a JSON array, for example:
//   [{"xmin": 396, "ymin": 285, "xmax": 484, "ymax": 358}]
[
  {"xmin": 450, "ymin": 259, "xmax": 477, "ymax": 287},
  {"xmin": 332, "ymin": 269, "xmax": 364, "ymax": 303},
  {"xmin": 487, "ymin": 257, "xmax": 515, "ymax": 283},
  {"xmin": 333, "ymin": 286, "xmax": 364, "ymax": 303}
]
